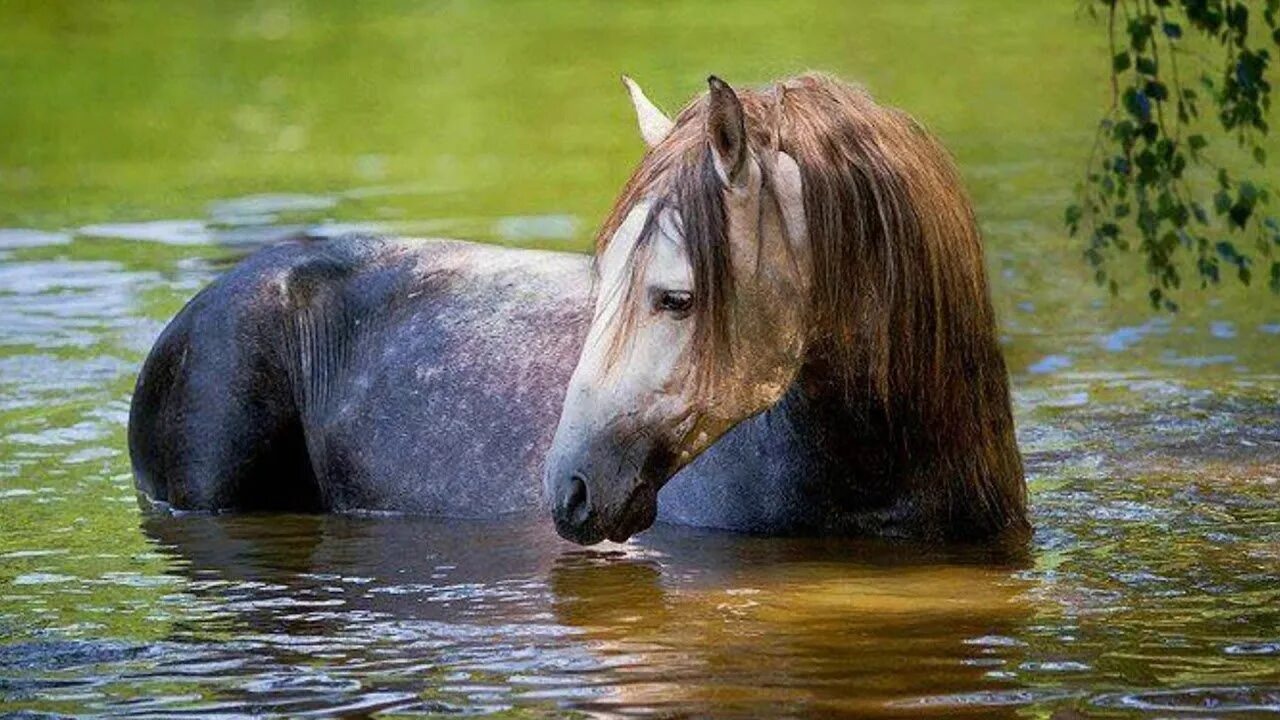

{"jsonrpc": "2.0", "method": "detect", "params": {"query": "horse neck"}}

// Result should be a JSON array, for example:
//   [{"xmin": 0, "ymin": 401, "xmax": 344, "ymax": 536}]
[
  {"xmin": 770, "ymin": 347, "xmax": 1029, "ymax": 541},
  {"xmin": 765, "ymin": 359, "xmax": 903, "ymax": 508}
]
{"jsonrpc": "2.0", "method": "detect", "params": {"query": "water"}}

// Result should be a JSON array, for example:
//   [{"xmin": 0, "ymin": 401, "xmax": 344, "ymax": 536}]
[{"xmin": 1, "ymin": 2, "xmax": 1278, "ymax": 717}]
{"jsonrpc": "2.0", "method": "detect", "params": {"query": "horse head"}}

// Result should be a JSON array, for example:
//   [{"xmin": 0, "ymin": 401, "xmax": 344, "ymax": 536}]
[{"xmin": 545, "ymin": 76, "xmax": 812, "ymax": 544}]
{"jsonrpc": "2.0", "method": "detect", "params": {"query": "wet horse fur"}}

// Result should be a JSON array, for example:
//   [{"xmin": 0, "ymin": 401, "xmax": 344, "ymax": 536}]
[{"xmin": 129, "ymin": 74, "xmax": 1029, "ymax": 543}]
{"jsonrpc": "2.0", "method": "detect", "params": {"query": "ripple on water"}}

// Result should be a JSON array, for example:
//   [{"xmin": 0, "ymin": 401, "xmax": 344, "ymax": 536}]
[
  {"xmin": 7, "ymin": 422, "xmax": 110, "ymax": 448},
  {"xmin": 9, "ymin": 574, "xmax": 77, "ymax": 586},
  {"xmin": 889, "ymin": 688, "xmax": 1083, "ymax": 710},
  {"xmin": 1098, "ymin": 317, "xmax": 1171, "ymax": 352},
  {"xmin": 1210, "ymin": 320, "xmax": 1237, "ymax": 339},
  {"xmin": 77, "ymin": 220, "xmax": 213, "ymax": 246},
  {"xmin": 1160, "ymin": 350, "xmax": 1239, "ymax": 368},
  {"xmin": 1028, "ymin": 354, "xmax": 1073, "ymax": 375},
  {"xmin": 0, "ymin": 229, "xmax": 71, "ymax": 250},
  {"xmin": 0, "ymin": 640, "xmax": 149, "ymax": 672},
  {"xmin": 1224, "ymin": 642, "xmax": 1280, "ymax": 656},
  {"xmin": 207, "ymin": 193, "xmax": 337, "ymax": 224},
  {"xmin": 493, "ymin": 214, "xmax": 579, "ymax": 242},
  {"xmin": 1092, "ymin": 686, "xmax": 1280, "ymax": 713}
]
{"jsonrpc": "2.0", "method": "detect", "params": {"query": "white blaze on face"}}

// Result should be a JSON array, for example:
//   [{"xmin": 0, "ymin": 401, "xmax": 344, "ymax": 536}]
[
  {"xmin": 553, "ymin": 145, "xmax": 813, "ymax": 476},
  {"xmin": 556, "ymin": 200, "xmax": 697, "ymax": 452}
]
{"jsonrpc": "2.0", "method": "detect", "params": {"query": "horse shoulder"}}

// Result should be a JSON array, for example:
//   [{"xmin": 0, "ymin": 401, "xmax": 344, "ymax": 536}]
[{"xmin": 295, "ymin": 238, "xmax": 596, "ymax": 515}]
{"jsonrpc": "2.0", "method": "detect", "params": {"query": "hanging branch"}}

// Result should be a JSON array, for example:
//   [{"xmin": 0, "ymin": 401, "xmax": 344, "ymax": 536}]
[{"xmin": 1068, "ymin": 0, "xmax": 1280, "ymax": 310}]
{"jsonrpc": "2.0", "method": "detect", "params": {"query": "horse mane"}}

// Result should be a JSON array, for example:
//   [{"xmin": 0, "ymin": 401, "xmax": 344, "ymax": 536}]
[{"xmin": 597, "ymin": 73, "xmax": 1027, "ymax": 540}]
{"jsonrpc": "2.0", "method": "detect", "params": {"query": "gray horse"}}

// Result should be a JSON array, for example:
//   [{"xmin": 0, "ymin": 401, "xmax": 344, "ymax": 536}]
[{"xmin": 129, "ymin": 74, "xmax": 1028, "ymax": 545}]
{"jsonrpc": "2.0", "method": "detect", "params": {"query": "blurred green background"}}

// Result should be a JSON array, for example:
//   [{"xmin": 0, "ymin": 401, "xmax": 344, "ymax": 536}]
[{"xmin": 1, "ymin": 0, "xmax": 1099, "ymax": 238}]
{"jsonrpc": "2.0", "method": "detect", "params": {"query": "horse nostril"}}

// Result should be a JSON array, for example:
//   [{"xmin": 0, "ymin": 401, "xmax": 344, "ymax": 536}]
[{"xmin": 563, "ymin": 473, "xmax": 591, "ymax": 526}]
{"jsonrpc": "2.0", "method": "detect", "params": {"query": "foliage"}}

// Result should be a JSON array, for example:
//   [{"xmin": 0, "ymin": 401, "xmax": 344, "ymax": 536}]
[{"xmin": 1069, "ymin": 0, "xmax": 1280, "ymax": 309}]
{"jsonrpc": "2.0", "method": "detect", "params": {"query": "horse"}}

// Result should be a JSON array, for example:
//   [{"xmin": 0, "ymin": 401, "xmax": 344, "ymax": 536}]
[{"xmin": 128, "ymin": 73, "xmax": 1028, "ymax": 545}]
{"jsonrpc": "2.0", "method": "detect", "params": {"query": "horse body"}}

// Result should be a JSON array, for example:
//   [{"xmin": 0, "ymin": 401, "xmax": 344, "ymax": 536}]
[
  {"xmin": 130, "ymin": 234, "xmax": 956, "ymax": 536},
  {"xmin": 130, "ymin": 73, "xmax": 1031, "ymax": 544},
  {"xmin": 130, "ymin": 237, "xmax": 591, "ymax": 516}
]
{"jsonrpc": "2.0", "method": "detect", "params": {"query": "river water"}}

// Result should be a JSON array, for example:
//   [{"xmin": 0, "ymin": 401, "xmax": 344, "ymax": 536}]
[{"xmin": 2, "ymin": 2, "xmax": 1278, "ymax": 717}]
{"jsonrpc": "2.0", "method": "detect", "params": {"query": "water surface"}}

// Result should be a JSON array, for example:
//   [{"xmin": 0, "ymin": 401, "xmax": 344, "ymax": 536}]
[{"xmin": 1, "ymin": 2, "xmax": 1278, "ymax": 717}]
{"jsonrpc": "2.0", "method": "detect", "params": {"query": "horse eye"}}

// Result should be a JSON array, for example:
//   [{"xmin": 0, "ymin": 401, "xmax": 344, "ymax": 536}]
[{"xmin": 653, "ymin": 290, "xmax": 693, "ymax": 317}]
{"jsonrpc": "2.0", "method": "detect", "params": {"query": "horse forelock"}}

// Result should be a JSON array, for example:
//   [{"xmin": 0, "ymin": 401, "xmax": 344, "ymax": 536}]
[
  {"xmin": 596, "ymin": 75, "xmax": 1025, "ymax": 532},
  {"xmin": 596, "ymin": 105, "xmax": 736, "ymax": 395}
]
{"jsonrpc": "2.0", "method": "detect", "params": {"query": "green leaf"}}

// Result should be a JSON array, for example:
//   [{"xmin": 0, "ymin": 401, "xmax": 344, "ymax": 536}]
[
  {"xmin": 1240, "ymin": 181, "xmax": 1260, "ymax": 203},
  {"xmin": 1230, "ymin": 202, "xmax": 1254, "ymax": 228},
  {"xmin": 1123, "ymin": 87, "xmax": 1152, "ymax": 121}
]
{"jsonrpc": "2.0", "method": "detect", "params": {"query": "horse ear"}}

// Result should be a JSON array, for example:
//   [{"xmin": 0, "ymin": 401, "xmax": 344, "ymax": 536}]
[
  {"xmin": 621, "ymin": 75, "xmax": 673, "ymax": 148},
  {"xmin": 773, "ymin": 151, "xmax": 810, "ymax": 261},
  {"xmin": 706, "ymin": 75, "xmax": 748, "ymax": 188}
]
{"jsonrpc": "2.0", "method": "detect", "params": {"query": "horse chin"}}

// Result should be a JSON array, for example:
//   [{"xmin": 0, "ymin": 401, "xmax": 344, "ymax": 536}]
[
  {"xmin": 605, "ymin": 483, "xmax": 659, "ymax": 543},
  {"xmin": 550, "ymin": 482, "xmax": 658, "ymax": 546}
]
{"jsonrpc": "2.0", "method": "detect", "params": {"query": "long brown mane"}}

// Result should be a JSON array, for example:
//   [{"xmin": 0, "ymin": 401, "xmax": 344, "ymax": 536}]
[{"xmin": 598, "ymin": 74, "xmax": 1027, "ymax": 540}]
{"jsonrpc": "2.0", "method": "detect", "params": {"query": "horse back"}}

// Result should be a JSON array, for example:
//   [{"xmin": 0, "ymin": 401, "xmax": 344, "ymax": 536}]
[
  {"xmin": 129, "ymin": 235, "xmax": 593, "ymax": 515},
  {"xmin": 305, "ymin": 238, "xmax": 593, "ymax": 514}
]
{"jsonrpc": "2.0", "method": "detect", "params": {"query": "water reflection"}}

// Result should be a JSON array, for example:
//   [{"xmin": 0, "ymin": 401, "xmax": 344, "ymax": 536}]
[
  {"xmin": 548, "ymin": 539, "xmax": 1036, "ymax": 717},
  {"xmin": 129, "ymin": 514, "xmax": 1039, "ymax": 718}
]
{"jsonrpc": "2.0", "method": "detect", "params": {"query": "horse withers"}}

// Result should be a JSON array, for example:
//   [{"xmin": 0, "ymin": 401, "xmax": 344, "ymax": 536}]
[{"xmin": 129, "ymin": 73, "xmax": 1028, "ymax": 545}]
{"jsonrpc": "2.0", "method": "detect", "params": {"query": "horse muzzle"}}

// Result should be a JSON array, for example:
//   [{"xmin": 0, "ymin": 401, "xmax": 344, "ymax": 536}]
[
  {"xmin": 544, "ymin": 439, "xmax": 668, "ymax": 545},
  {"xmin": 549, "ymin": 471, "xmax": 609, "ymax": 544},
  {"xmin": 548, "ymin": 470, "xmax": 658, "ymax": 545}
]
